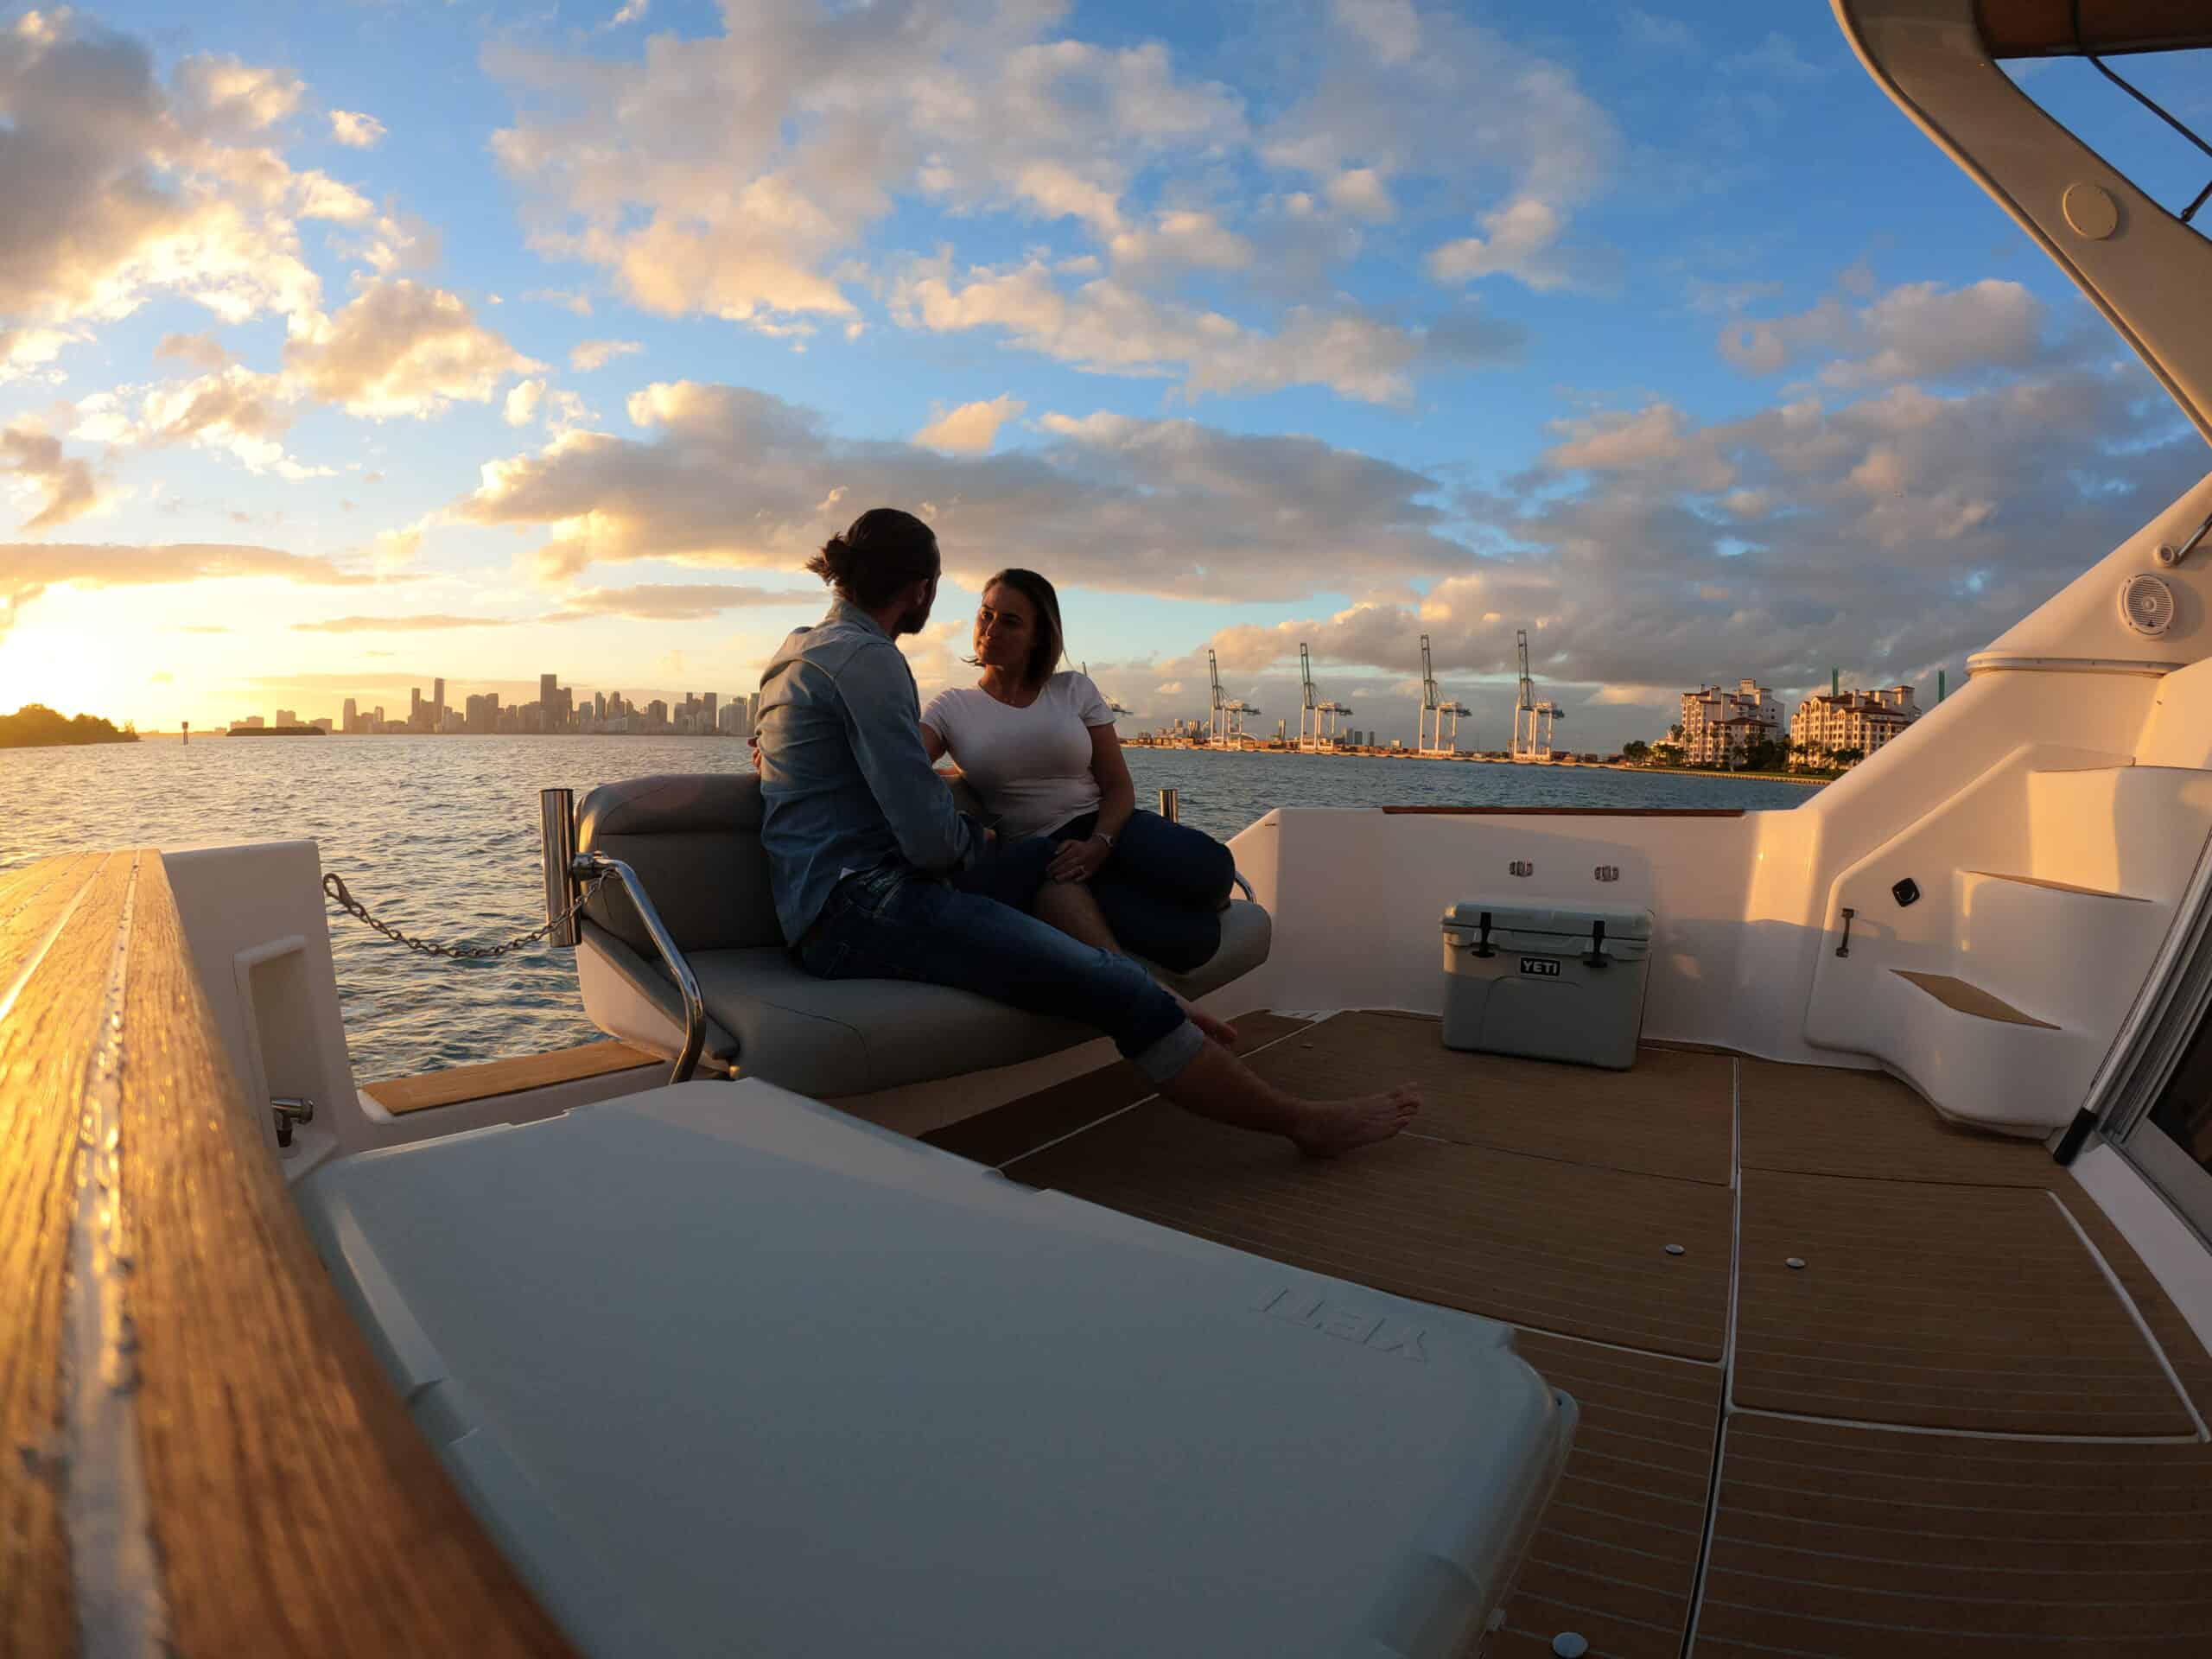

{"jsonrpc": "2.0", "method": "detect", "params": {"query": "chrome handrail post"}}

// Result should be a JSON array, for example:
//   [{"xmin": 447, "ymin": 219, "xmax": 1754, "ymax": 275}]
[
  {"xmin": 573, "ymin": 852, "xmax": 707, "ymax": 1086},
  {"xmin": 539, "ymin": 788, "xmax": 580, "ymax": 946}
]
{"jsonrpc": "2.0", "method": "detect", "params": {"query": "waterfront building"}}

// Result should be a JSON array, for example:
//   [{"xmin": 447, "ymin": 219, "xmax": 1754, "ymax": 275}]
[
  {"xmin": 433, "ymin": 678, "xmax": 446, "ymax": 732},
  {"xmin": 232, "ymin": 715, "xmax": 264, "ymax": 730},
  {"xmin": 703, "ymin": 692, "xmax": 718, "ymax": 731},
  {"xmin": 465, "ymin": 692, "xmax": 499, "ymax": 734},
  {"xmin": 311, "ymin": 717, "xmax": 334, "ymax": 733},
  {"xmin": 1678, "ymin": 679, "xmax": 1781, "ymax": 764},
  {"xmin": 645, "ymin": 698, "xmax": 669, "ymax": 728},
  {"xmin": 1790, "ymin": 684, "xmax": 1919, "ymax": 766},
  {"xmin": 746, "ymin": 691, "xmax": 761, "ymax": 734},
  {"xmin": 342, "ymin": 697, "xmax": 358, "ymax": 734}
]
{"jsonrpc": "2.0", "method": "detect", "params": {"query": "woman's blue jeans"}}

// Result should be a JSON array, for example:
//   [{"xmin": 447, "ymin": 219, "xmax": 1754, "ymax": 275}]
[
  {"xmin": 796, "ymin": 860, "xmax": 1205, "ymax": 1086},
  {"xmin": 1048, "ymin": 808, "xmax": 1234, "ymax": 974}
]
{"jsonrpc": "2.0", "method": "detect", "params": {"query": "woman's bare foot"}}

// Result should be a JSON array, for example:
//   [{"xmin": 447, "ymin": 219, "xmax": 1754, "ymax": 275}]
[{"xmin": 1290, "ymin": 1084, "xmax": 1421, "ymax": 1157}]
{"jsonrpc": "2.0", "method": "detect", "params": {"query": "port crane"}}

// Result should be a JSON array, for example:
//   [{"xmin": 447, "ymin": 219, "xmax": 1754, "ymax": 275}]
[
  {"xmin": 1079, "ymin": 663, "xmax": 1131, "ymax": 720},
  {"xmin": 1416, "ymin": 634, "xmax": 1444, "ymax": 754},
  {"xmin": 1435, "ymin": 699, "xmax": 1471, "ymax": 751},
  {"xmin": 1296, "ymin": 642, "xmax": 1352, "ymax": 749},
  {"xmin": 1207, "ymin": 649, "xmax": 1228, "ymax": 744},
  {"xmin": 1510, "ymin": 628, "xmax": 1564, "ymax": 761}
]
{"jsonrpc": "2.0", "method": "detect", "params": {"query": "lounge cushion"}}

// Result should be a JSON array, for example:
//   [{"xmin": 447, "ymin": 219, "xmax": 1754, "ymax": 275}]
[{"xmin": 583, "ymin": 899, "xmax": 1272, "ymax": 1098}]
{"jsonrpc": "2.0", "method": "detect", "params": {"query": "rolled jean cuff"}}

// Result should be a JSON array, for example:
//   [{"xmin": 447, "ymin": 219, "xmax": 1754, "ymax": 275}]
[{"xmin": 1128, "ymin": 1016, "xmax": 1206, "ymax": 1087}]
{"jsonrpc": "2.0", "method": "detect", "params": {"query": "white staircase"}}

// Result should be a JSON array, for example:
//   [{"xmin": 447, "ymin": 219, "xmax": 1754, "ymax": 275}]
[{"xmin": 1805, "ymin": 760, "xmax": 2212, "ymax": 1132}]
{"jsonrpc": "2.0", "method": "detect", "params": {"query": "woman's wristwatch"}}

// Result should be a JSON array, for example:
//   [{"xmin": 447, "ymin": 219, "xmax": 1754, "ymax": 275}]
[{"xmin": 1093, "ymin": 831, "xmax": 1116, "ymax": 849}]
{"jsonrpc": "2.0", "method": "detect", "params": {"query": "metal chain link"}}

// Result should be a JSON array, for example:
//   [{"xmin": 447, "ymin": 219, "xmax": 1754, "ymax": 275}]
[{"xmin": 322, "ymin": 869, "xmax": 607, "ymax": 961}]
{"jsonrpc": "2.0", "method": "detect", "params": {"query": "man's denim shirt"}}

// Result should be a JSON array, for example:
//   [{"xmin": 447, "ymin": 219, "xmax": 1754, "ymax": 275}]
[{"xmin": 758, "ymin": 598, "xmax": 979, "ymax": 944}]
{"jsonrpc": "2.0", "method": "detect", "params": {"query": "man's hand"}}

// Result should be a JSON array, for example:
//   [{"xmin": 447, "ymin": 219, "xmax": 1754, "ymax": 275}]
[
  {"xmin": 748, "ymin": 734, "xmax": 763, "ymax": 773},
  {"xmin": 1047, "ymin": 835, "xmax": 1111, "ymax": 883}
]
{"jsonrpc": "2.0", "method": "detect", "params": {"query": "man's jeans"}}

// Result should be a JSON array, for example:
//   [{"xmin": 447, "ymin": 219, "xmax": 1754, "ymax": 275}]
[{"xmin": 796, "ymin": 861, "xmax": 1206, "ymax": 1086}]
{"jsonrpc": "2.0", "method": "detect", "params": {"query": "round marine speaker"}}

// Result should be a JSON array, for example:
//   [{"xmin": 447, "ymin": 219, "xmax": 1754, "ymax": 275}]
[{"xmin": 2119, "ymin": 573, "xmax": 2176, "ymax": 638}]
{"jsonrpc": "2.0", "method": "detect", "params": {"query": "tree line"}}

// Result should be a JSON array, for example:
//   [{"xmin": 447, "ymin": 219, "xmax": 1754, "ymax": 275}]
[{"xmin": 0, "ymin": 705, "xmax": 140, "ymax": 748}]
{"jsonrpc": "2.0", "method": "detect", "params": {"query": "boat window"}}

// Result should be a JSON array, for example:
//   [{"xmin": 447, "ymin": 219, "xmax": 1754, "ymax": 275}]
[{"xmin": 2001, "ymin": 46, "xmax": 2212, "ymax": 233}]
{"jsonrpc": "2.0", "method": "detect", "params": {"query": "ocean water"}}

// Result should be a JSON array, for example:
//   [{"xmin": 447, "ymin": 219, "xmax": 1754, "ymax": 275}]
[{"xmin": 0, "ymin": 735, "xmax": 1813, "ymax": 1083}]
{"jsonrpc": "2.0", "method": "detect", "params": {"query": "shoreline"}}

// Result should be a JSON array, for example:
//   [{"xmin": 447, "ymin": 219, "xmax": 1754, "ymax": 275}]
[{"xmin": 1122, "ymin": 742, "xmax": 1833, "ymax": 786}]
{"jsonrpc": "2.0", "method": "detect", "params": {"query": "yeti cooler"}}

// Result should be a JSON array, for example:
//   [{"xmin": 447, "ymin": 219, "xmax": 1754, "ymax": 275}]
[{"xmin": 1440, "ymin": 902, "xmax": 1654, "ymax": 1069}]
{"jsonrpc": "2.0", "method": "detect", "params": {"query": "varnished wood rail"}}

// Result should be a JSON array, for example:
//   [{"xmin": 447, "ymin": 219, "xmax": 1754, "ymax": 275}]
[{"xmin": 0, "ymin": 851, "xmax": 579, "ymax": 1657}]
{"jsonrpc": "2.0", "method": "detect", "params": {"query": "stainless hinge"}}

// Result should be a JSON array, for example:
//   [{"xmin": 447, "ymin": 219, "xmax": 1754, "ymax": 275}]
[{"xmin": 271, "ymin": 1096, "xmax": 315, "ymax": 1148}]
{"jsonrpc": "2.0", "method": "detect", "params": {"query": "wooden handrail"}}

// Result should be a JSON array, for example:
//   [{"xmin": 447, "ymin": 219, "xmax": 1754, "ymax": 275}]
[{"xmin": 0, "ymin": 851, "xmax": 580, "ymax": 1657}]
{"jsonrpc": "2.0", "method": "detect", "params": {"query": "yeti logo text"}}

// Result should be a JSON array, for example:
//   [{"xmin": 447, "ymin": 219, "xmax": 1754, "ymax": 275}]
[{"xmin": 1254, "ymin": 1287, "xmax": 1428, "ymax": 1361}]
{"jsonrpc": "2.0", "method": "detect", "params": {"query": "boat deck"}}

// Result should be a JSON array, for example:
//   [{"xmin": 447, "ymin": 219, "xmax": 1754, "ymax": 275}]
[{"xmin": 924, "ymin": 1010, "xmax": 2212, "ymax": 1659}]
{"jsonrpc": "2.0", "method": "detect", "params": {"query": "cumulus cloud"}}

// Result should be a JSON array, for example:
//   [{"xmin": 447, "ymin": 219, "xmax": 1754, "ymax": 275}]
[
  {"xmin": 505, "ymin": 378, "xmax": 546, "ymax": 426},
  {"xmin": 481, "ymin": 1, "xmax": 1606, "ymax": 399},
  {"xmin": 893, "ymin": 257, "xmax": 1520, "ymax": 403},
  {"xmin": 912, "ymin": 394, "xmax": 1026, "ymax": 454},
  {"xmin": 156, "ymin": 331, "xmax": 232, "ymax": 371},
  {"xmin": 73, "ymin": 365, "xmax": 325, "ymax": 477},
  {"xmin": 284, "ymin": 279, "xmax": 540, "ymax": 418},
  {"xmin": 1719, "ymin": 279, "xmax": 2051, "ymax": 385},
  {"xmin": 0, "ymin": 325, "xmax": 86, "ymax": 383},
  {"xmin": 569, "ymin": 338, "xmax": 641, "ymax": 371},
  {"xmin": 328, "ymin": 109, "xmax": 385, "ymax": 148},
  {"xmin": 0, "ymin": 14, "xmax": 356, "ymax": 333},
  {"xmin": 1153, "ymin": 361, "xmax": 2202, "ymax": 740},
  {"xmin": 1, "ymin": 423, "xmax": 103, "ymax": 529},
  {"xmin": 453, "ymin": 378, "xmax": 1472, "ymax": 593}
]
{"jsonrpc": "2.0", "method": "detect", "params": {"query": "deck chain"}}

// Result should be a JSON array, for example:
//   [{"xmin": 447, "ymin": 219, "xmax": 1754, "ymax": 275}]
[{"xmin": 322, "ymin": 870, "xmax": 607, "ymax": 960}]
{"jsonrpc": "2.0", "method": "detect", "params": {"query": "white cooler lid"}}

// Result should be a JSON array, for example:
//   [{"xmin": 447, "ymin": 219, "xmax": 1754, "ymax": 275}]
[
  {"xmin": 1442, "ymin": 901, "xmax": 1654, "ymax": 940},
  {"xmin": 296, "ymin": 1079, "xmax": 1574, "ymax": 1659}
]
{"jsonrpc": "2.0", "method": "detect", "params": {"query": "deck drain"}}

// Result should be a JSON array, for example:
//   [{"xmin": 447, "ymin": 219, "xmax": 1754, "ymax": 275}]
[
  {"xmin": 1552, "ymin": 1635, "xmax": 1589, "ymax": 1658},
  {"xmin": 1786, "ymin": 1256, "xmax": 1807, "ymax": 1269},
  {"xmin": 1664, "ymin": 1243, "xmax": 1685, "ymax": 1255}
]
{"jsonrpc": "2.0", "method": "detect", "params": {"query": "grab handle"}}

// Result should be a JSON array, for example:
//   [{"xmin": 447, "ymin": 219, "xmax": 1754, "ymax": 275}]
[{"xmin": 1835, "ymin": 906, "xmax": 1856, "ymax": 958}]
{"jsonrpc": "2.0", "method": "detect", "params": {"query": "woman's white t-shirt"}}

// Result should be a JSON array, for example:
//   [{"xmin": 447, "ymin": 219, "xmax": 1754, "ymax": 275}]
[{"xmin": 921, "ymin": 672, "xmax": 1113, "ymax": 839}]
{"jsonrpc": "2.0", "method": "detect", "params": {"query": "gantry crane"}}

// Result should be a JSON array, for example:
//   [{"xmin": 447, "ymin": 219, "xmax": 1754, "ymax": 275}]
[
  {"xmin": 1417, "ymin": 633, "xmax": 1443, "ymax": 753},
  {"xmin": 1511, "ymin": 629, "xmax": 1565, "ymax": 761}
]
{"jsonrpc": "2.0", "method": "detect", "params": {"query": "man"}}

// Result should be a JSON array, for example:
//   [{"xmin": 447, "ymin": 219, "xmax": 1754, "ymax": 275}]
[{"xmin": 757, "ymin": 506, "xmax": 1419, "ymax": 1154}]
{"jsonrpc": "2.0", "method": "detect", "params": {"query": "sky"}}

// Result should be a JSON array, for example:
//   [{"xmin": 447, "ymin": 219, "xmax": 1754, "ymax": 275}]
[{"xmin": 1, "ymin": 1, "xmax": 2209, "ymax": 749}]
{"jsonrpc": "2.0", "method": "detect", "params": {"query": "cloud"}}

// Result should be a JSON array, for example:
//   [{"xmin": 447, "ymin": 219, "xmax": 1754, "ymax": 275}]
[
  {"xmin": 0, "ymin": 15, "xmax": 353, "ymax": 333},
  {"xmin": 1166, "ymin": 365, "xmax": 2201, "ymax": 734},
  {"xmin": 454, "ymin": 378, "xmax": 1473, "ymax": 594},
  {"xmin": 294, "ymin": 613, "xmax": 516, "ymax": 632},
  {"xmin": 569, "ymin": 338, "xmax": 641, "ymax": 372},
  {"xmin": 328, "ymin": 109, "xmax": 385, "ymax": 148},
  {"xmin": 284, "ymin": 279, "xmax": 540, "ymax": 418},
  {"xmin": 73, "ymin": 365, "xmax": 322, "ymax": 477},
  {"xmin": 912, "ymin": 394, "xmax": 1026, "ymax": 454},
  {"xmin": 524, "ymin": 288, "xmax": 593, "ymax": 315},
  {"xmin": 156, "ymin": 331, "xmax": 232, "ymax": 371},
  {"xmin": 893, "ymin": 257, "xmax": 1519, "ymax": 403},
  {"xmin": 505, "ymin": 378, "xmax": 546, "ymax": 426},
  {"xmin": 0, "ymin": 541, "xmax": 385, "ymax": 640},
  {"xmin": 1719, "ymin": 279, "xmax": 2050, "ymax": 385},
  {"xmin": 1265, "ymin": 4, "xmax": 1621, "ymax": 296},
  {"xmin": 1, "ymin": 423, "xmax": 103, "ymax": 529},
  {"xmin": 604, "ymin": 0, "xmax": 649, "ymax": 29},
  {"xmin": 550, "ymin": 583, "xmax": 817, "ymax": 620},
  {"xmin": 0, "ymin": 325, "xmax": 86, "ymax": 384}
]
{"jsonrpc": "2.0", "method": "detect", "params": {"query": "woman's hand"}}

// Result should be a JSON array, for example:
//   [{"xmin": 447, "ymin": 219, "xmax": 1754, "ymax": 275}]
[{"xmin": 1047, "ymin": 835, "xmax": 1112, "ymax": 883}]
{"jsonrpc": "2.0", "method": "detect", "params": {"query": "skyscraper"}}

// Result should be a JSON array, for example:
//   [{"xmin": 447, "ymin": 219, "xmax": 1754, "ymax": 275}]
[
  {"xmin": 703, "ymin": 692, "xmax": 718, "ymax": 730},
  {"xmin": 342, "ymin": 697, "xmax": 358, "ymax": 734},
  {"xmin": 433, "ymin": 677, "xmax": 446, "ymax": 732}
]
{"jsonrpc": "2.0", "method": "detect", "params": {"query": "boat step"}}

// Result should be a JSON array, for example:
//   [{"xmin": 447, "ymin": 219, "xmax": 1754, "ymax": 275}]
[
  {"xmin": 1891, "ymin": 969, "xmax": 2057, "ymax": 1029},
  {"xmin": 1959, "ymin": 869, "xmax": 2148, "ymax": 902}
]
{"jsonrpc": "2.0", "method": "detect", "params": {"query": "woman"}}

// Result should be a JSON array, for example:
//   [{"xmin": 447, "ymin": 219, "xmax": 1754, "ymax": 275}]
[{"xmin": 921, "ymin": 569, "xmax": 1236, "ymax": 976}]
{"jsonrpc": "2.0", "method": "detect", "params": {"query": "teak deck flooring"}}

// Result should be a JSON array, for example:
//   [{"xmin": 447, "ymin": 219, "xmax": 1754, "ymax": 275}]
[{"xmin": 968, "ymin": 1011, "xmax": 2212, "ymax": 1658}]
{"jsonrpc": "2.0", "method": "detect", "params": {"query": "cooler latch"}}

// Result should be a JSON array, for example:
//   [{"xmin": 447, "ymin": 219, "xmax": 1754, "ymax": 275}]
[
  {"xmin": 1472, "ymin": 911, "xmax": 1497, "ymax": 957},
  {"xmin": 1583, "ymin": 920, "xmax": 1609, "ymax": 968}
]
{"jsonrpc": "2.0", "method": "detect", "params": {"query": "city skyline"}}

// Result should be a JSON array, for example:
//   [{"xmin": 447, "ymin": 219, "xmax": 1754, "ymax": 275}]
[{"xmin": 3, "ymin": 4, "xmax": 2206, "ymax": 751}]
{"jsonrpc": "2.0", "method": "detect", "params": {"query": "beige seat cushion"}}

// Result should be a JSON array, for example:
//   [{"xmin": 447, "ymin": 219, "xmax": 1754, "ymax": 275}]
[{"xmin": 587, "ymin": 899, "xmax": 1271, "ymax": 1098}]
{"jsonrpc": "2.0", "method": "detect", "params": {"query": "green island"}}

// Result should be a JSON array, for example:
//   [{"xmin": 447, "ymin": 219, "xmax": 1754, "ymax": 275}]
[{"xmin": 0, "ymin": 704, "xmax": 141, "ymax": 748}]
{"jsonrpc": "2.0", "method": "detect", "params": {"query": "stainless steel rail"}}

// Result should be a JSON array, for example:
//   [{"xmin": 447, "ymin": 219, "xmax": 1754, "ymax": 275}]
[
  {"xmin": 573, "ymin": 851, "xmax": 707, "ymax": 1086},
  {"xmin": 538, "ymin": 786, "xmax": 707, "ymax": 1086}
]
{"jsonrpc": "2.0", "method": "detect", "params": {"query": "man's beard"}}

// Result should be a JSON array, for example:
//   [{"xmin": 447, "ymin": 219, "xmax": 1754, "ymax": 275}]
[{"xmin": 893, "ymin": 599, "xmax": 931, "ymax": 635}]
